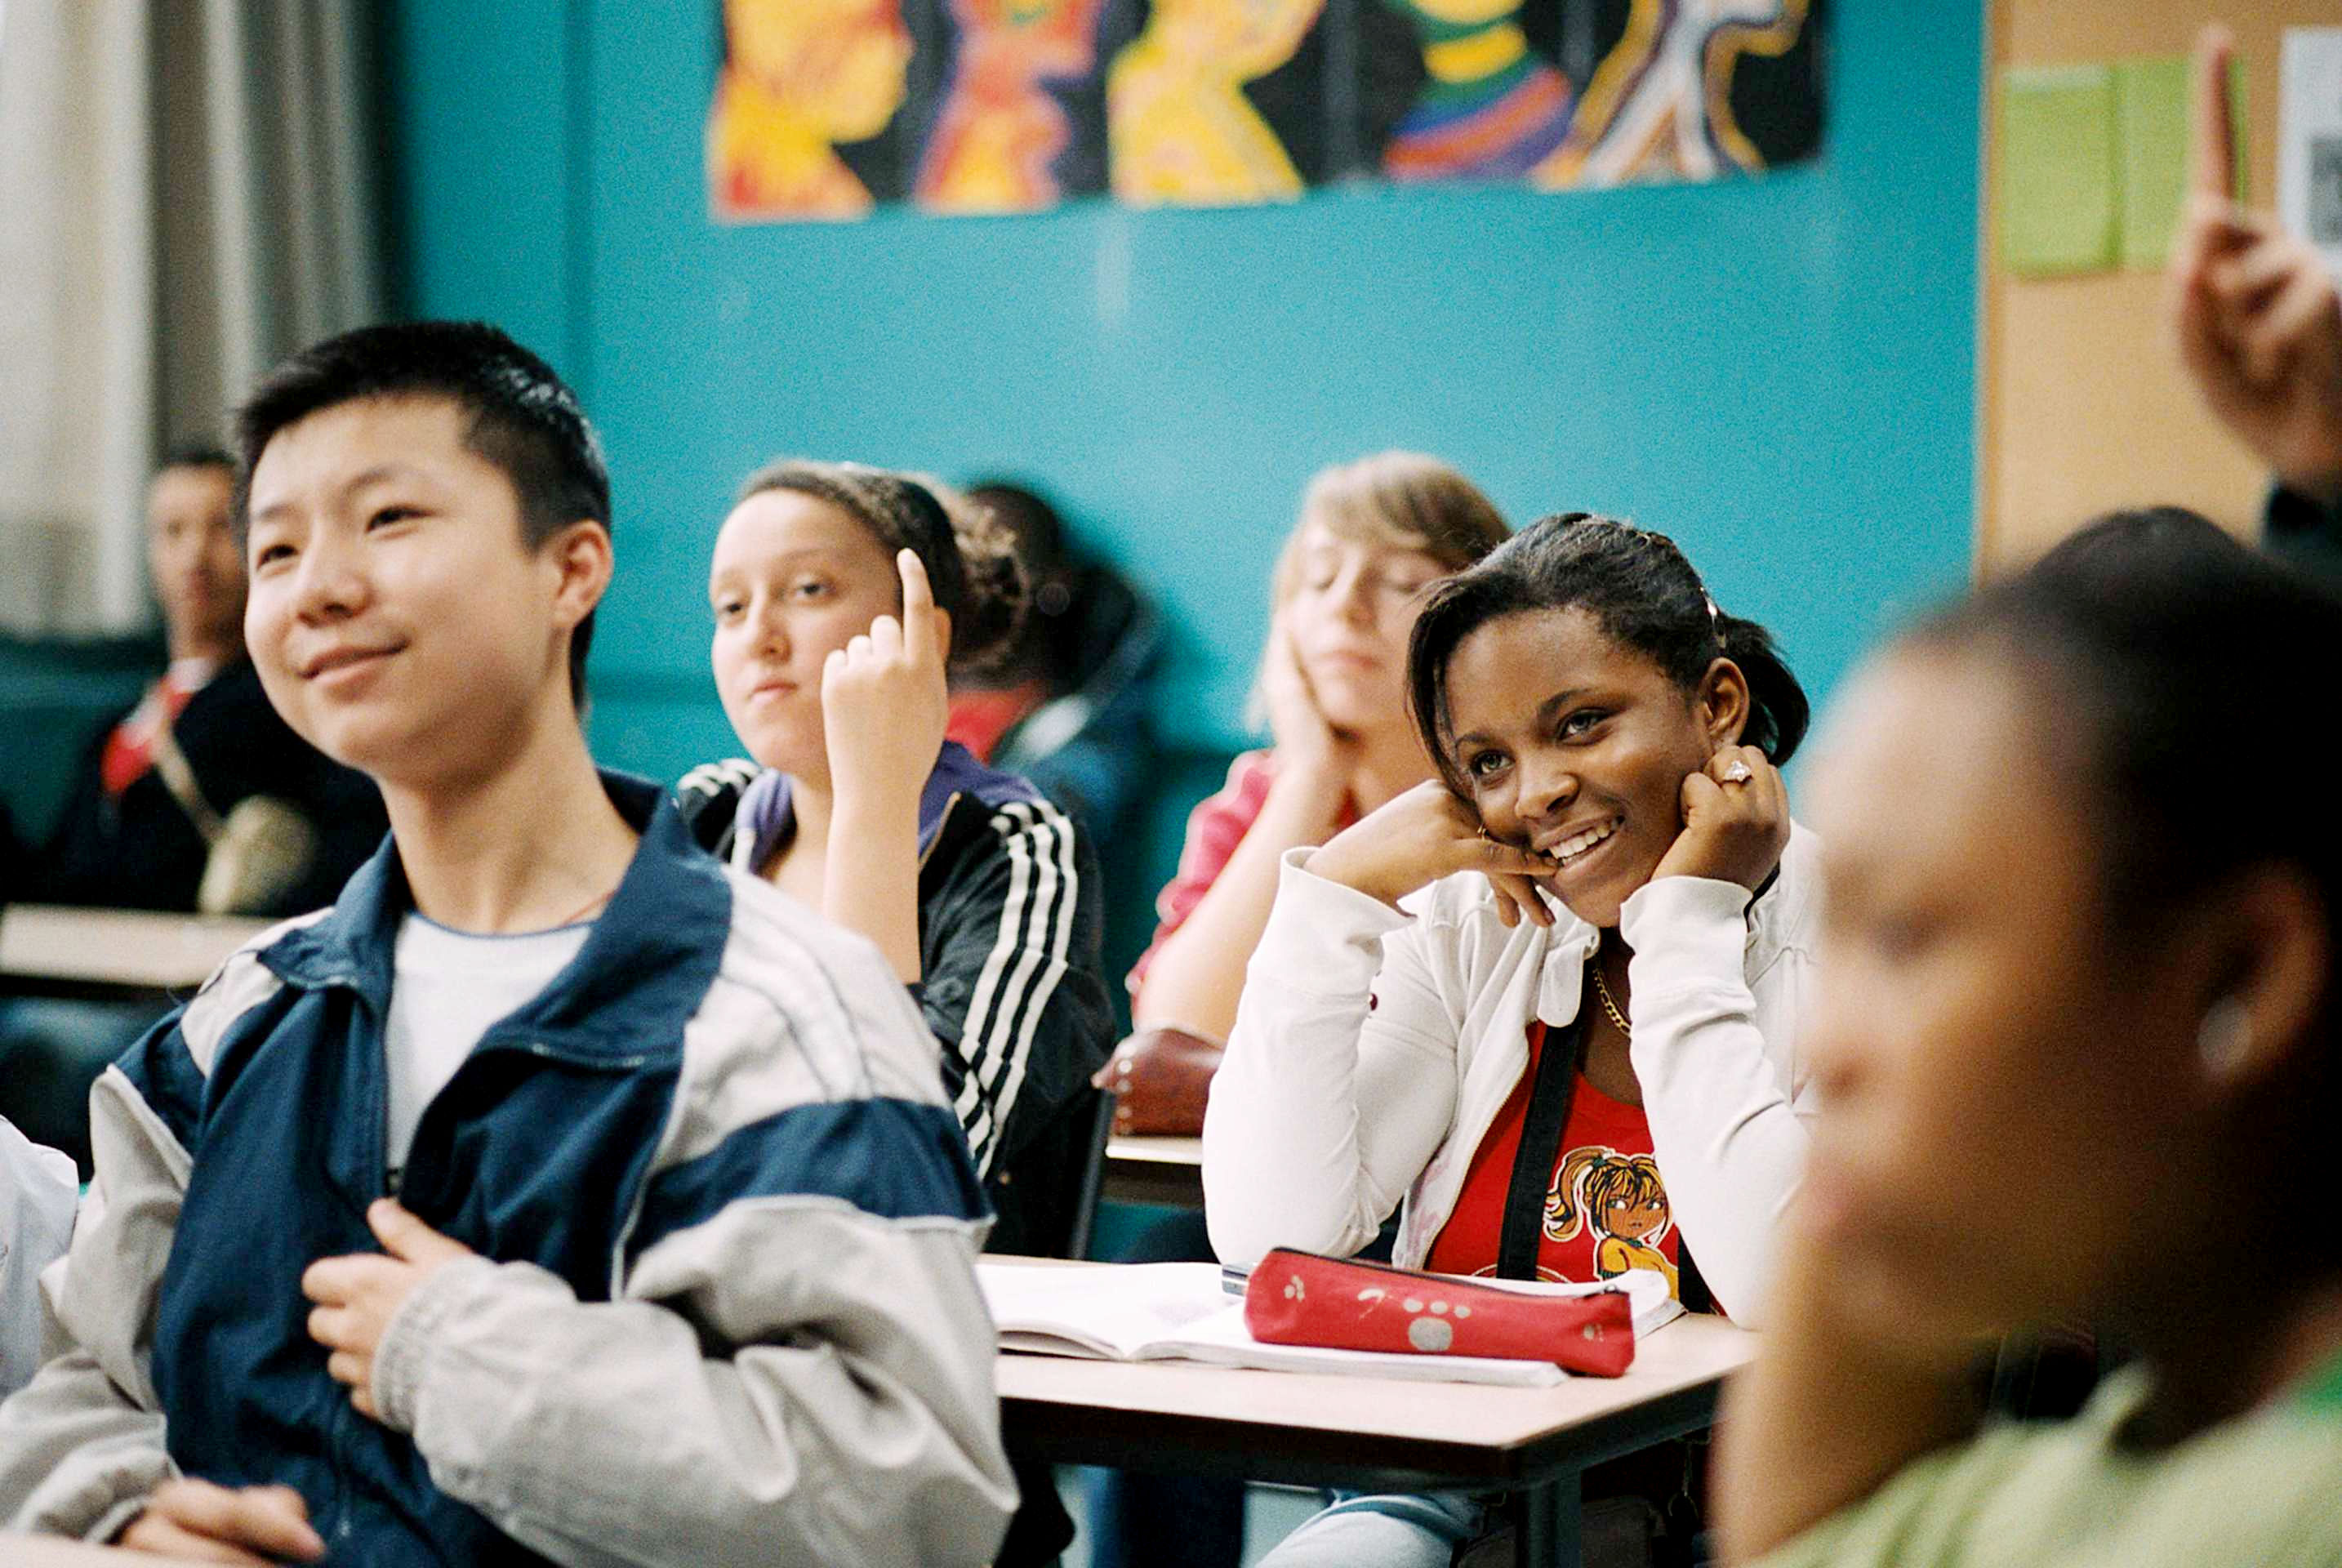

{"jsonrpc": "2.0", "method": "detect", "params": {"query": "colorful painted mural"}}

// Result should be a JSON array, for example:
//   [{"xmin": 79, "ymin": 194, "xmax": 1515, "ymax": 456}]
[
  {"xmin": 917, "ymin": 0, "xmax": 1107, "ymax": 212},
  {"xmin": 709, "ymin": 0, "xmax": 1824, "ymax": 220}
]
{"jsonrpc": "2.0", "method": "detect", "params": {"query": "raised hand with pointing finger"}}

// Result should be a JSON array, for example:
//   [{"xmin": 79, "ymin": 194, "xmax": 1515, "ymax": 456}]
[
  {"xmin": 2170, "ymin": 24, "xmax": 2342, "ymax": 504},
  {"xmin": 821, "ymin": 546, "xmax": 953, "ymax": 814}
]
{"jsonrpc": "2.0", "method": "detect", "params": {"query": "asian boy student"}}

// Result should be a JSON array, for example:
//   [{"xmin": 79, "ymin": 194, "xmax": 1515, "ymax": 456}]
[{"xmin": 0, "ymin": 321, "xmax": 1017, "ymax": 1567}]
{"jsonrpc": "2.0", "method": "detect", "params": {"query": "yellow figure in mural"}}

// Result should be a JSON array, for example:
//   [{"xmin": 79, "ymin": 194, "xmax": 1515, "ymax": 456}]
[
  {"xmin": 1532, "ymin": 0, "xmax": 1808, "ymax": 189},
  {"xmin": 1546, "ymin": 1145, "xmax": 1681, "ymax": 1298},
  {"xmin": 709, "ymin": 0, "xmax": 914, "ymax": 220},
  {"xmin": 1106, "ymin": 0, "xmax": 1322, "ymax": 207},
  {"xmin": 918, "ymin": 0, "xmax": 1104, "ymax": 215}
]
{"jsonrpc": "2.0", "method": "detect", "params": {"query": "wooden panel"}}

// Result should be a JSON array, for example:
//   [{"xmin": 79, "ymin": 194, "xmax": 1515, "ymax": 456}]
[{"xmin": 1979, "ymin": 0, "xmax": 2333, "ymax": 572}]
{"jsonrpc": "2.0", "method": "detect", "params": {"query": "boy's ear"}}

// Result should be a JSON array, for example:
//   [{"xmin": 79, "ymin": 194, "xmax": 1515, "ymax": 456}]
[
  {"xmin": 1699, "ymin": 657, "xmax": 1752, "ymax": 748},
  {"xmin": 545, "ymin": 519, "xmax": 613, "ymax": 631}
]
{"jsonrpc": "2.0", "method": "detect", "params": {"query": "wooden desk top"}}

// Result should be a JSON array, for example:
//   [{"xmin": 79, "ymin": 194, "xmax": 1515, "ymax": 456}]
[
  {"xmin": 1100, "ymin": 1134, "xmax": 1204, "ymax": 1208},
  {"xmin": 0, "ymin": 904, "xmax": 271, "ymax": 991},
  {"xmin": 995, "ymin": 1267, "xmax": 1754, "ymax": 1490}
]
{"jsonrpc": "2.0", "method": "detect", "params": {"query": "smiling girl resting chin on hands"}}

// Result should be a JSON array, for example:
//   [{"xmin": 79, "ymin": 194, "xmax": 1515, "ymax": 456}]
[{"xmin": 1204, "ymin": 513, "xmax": 1819, "ymax": 1568}]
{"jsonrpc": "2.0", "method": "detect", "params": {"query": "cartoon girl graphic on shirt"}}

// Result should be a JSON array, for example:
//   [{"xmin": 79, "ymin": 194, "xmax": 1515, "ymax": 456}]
[{"xmin": 1547, "ymin": 1146, "xmax": 1679, "ymax": 1298}]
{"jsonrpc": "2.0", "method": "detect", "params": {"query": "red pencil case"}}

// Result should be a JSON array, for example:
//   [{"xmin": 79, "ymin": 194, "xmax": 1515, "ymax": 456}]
[{"xmin": 1240, "ymin": 1249, "xmax": 1637, "ymax": 1378}]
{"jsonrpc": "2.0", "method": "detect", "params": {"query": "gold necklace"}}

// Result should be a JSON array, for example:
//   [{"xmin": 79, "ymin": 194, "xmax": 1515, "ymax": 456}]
[{"xmin": 1590, "ymin": 962, "xmax": 1631, "ymax": 1036}]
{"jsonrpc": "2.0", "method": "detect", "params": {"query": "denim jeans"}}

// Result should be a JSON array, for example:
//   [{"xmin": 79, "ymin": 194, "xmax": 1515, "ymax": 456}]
[{"xmin": 1252, "ymin": 1490, "xmax": 1487, "ymax": 1568}]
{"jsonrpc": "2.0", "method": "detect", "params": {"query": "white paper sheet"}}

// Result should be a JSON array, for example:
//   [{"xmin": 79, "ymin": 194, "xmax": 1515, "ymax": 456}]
[{"xmin": 2281, "ymin": 27, "xmax": 2342, "ymax": 274}]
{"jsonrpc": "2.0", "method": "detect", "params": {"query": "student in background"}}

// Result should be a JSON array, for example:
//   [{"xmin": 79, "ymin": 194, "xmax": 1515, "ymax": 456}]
[
  {"xmin": 1109, "ymin": 453, "xmax": 1510, "ymax": 1099},
  {"xmin": 678, "ymin": 460, "xmax": 1115, "ymax": 1263},
  {"xmin": 1, "ymin": 443, "xmax": 383, "ymax": 915},
  {"xmin": 0, "ymin": 323, "xmax": 1015, "ymax": 1566},
  {"xmin": 0, "ymin": 445, "xmax": 385, "ymax": 1173},
  {"xmin": 1715, "ymin": 513, "xmax": 2342, "ymax": 1566},
  {"xmin": 0, "ymin": 1117, "xmax": 75, "ymax": 1401},
  {"xmin": 2169, "ymin": 24, "xmax": 2342, "ymax": 574},
  {"xmin": 1084, "ymin": 452, "xmax": 1506, "ymax": 1568},
  {"xmin": 946, "ymin": 480, "xmax": 1163, "ymax": 844},
  {"xmin": 682, "ymin": 462, "xmax": 1114, "ymax": 1566},
  {"xmin": 1207, "ymin": 514, "xmax": 1818, "ymax": 1567}
]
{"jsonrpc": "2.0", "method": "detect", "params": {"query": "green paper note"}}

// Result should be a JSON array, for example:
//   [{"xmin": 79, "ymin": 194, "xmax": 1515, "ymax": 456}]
[
  {"xmin": 2115, "ymin": 54, "xmax": 2248, "ymax": 270},
  {"xmin": 2001, "ymin": 64, "xmax": 2117, "ymax": 276}
]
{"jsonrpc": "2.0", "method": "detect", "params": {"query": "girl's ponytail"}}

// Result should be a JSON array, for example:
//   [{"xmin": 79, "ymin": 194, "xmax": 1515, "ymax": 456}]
[{"xmin": 1716, "ymin": 613, "xmax": 1810, "ymax": 764}]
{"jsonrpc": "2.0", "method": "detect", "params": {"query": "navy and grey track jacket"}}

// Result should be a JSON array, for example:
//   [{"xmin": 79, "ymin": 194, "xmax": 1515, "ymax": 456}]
[{"xmin": 0, "ymin": 774, "xmax": 1017, "ymax": 1566}]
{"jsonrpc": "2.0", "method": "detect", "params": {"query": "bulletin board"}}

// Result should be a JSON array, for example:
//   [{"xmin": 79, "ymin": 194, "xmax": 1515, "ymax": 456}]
[{"xmin": 1979, "ymin": 0, "xmax": 2334, "ymax": 572}]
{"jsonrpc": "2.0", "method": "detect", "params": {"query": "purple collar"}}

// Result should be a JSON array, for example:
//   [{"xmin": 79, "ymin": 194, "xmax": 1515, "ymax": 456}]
[{"xmin": 735, "ymin": 740, "xmax": 1043, "ymax": 872}]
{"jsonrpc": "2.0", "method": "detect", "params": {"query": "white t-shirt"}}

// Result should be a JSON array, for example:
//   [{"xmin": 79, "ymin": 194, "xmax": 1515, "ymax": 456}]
[{"xmin": 383, "ymin": 915, "xmax": 591, "ymax": 1180}]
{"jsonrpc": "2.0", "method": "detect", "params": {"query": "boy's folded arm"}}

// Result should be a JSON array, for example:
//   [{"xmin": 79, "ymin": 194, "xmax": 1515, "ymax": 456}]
[
  {"xmin": 0, "ymin": 1053, "xmax": 200, "ymax": 1539},
  {"xmin": 376, "ymin": 1199, "xmax": 1016, "ymax": 1568},
  {"xmin": 0, "ymin": 1350, "xmax": 177, "ymax": 1540}
]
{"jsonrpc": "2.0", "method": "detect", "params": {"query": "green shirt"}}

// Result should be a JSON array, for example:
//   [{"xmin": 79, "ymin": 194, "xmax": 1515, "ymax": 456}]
[{"xmin": 1756, "ymin": 1353, "xmax": 2342, "ymax": 1567}]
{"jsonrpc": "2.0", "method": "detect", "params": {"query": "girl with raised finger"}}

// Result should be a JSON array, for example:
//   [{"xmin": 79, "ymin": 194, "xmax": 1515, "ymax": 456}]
[
  {"xmin": 676, "ymin": 460, "xmax": 1116, "ymax": 1263},
  {"xmin": 1205, "ymin": 512, "xmax": 1817, "ymax": 1568}
]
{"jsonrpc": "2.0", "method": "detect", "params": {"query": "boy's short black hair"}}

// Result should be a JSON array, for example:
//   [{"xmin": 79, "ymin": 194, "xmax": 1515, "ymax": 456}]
[{"xmin": 234, "ymin": 320, "xmax": 612, "ymax": 704}]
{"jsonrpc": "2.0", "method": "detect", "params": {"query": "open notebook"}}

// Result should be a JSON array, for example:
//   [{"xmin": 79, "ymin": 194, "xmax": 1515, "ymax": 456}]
[{"xmin": 980, "ymin": 1262, "xmax": 1681, "ymax": 1388}]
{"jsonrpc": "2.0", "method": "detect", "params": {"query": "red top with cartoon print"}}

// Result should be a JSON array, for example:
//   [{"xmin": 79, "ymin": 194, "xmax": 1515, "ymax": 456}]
[{"xmin": 1424, "ymin": 1020, "xmax": 1680, "ymax": 1298}]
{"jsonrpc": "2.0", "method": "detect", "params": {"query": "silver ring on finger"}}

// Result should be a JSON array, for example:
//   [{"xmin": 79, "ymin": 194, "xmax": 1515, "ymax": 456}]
[{"xmin": 1721, "ymin": 760, "xmax": 1755, "ymax": 785}]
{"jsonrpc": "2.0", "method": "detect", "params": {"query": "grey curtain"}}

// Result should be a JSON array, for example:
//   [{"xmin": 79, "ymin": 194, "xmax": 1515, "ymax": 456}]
[{"xmin": 0, "ymin": 0, "xmax": 385, "ymax": 635}]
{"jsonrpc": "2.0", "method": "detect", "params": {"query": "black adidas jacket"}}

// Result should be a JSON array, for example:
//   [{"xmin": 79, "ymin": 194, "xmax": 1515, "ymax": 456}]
[{"xmin": 675, "ymin": 743, "xmax": 1114, "ymax": 1258}]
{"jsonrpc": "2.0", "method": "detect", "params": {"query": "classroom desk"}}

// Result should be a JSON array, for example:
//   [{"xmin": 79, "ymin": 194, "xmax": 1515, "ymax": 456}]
[
  {"xmin": 1101, "ymin": 1133, "xmax": 1203, "ymax": 1208},
  {"xmin": 0, "ymin": 904, "xmax": 269, "ymax": 998},
  {"xmin": 995, "ymin": 1277, "xmax": 1754, "ymax": 1568}
]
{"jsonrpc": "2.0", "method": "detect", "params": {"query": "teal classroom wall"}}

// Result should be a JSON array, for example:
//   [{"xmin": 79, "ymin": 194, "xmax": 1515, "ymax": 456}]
[{"xmin": 380, "ymin": 2, "xmax": 1982, "ymax": 784}]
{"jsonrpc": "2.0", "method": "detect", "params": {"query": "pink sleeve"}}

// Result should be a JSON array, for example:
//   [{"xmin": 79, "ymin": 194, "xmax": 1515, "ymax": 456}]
[{"xmin": 1124, "ymin": 751, "xmax": 1278, "ymax": 999}]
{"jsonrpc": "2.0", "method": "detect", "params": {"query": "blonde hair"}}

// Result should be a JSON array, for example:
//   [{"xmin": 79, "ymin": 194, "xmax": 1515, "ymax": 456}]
[
  {"xmin": 1248, "ymin": 453, "xmax": 1509, "ymax": 733},
  {"xmin": 1270, "ymin": 452, "xmax": 1510, "ymax": 611}
]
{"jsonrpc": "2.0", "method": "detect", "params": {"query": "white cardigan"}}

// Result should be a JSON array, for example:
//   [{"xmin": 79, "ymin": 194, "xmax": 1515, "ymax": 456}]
[{"xmin": 1201, "ymin": 825, "xmax": 1821, "ymax": 1325}]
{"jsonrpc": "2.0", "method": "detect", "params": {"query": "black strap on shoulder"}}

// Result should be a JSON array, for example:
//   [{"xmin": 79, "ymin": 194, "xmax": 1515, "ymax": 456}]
[
  {"xmin": 1678, "ymin": 1247, "xmax": 1712, "ymax": 1313},
  {"xmin": 1496, "ymin": 1017, "xmax": 1584, "ymax": 1280}
]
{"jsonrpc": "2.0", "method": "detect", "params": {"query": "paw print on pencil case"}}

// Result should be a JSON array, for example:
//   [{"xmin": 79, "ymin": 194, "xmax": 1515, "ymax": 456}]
[{"xmin": 1353, "ymin": 1283, "xmax": 1473, "ymax": 1352}]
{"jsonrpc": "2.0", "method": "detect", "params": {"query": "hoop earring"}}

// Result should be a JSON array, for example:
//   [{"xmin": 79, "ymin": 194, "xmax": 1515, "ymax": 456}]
[{"xmin": 2197, "ymin": 997, "xmax": 2252, "ymax": 1077}]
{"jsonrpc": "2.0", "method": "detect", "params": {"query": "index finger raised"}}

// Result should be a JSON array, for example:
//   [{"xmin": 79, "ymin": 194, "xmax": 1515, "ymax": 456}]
[
  {"xmin": 895, "ymin": 549, "xmax": 938, "ymax": 662},
  {"xmin": 2190, "ymin": 24, "xmax": 2237, "ymax": 207}
]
